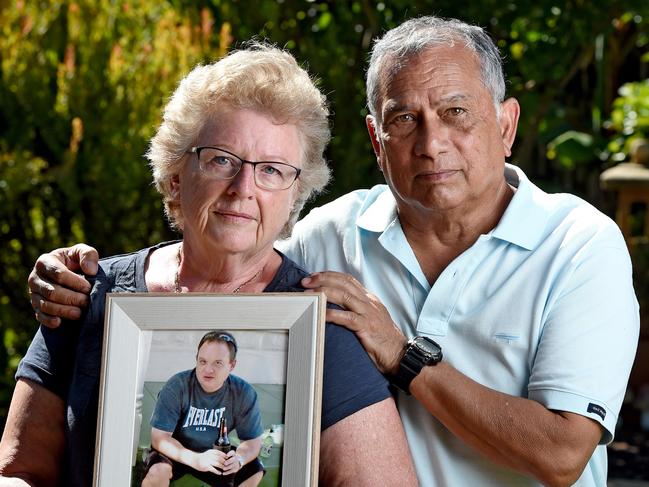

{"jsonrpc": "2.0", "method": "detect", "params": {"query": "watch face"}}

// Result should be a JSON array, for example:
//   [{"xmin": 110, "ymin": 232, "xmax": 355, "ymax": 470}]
[
  {"xmin": 393, "ymin": 336, "xmax": 443, "ymax": 394},
  {"xmin": 412, "ymin": 337, "xmax": 443, "ymax": 364}
]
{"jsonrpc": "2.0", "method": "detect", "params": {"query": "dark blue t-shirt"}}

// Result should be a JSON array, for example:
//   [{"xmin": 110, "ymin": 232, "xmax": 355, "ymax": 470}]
[
  {"xmin": 16, "ymin": 242, "xmax": 390, "ymax": 486},
  {"xmin": 151, "ymin": 370, "xmax": 263, "ymax": 451}
]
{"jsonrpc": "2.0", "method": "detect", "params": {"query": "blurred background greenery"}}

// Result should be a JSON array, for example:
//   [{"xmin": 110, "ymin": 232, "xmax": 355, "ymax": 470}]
[{"xmin": 1, "ymin": 0, "xmax": 648, "ymax": 464}]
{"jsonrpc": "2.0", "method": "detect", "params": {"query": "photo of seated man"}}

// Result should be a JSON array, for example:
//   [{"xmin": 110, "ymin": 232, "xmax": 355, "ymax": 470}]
[{"xmin": 142, "ymin": 331, "xmax": 264, "ymax": 487}]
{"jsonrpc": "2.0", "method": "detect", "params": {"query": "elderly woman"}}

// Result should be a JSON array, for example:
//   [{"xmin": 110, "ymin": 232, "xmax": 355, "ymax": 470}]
[{"xmin": 0, "ymin": 45, "xmax": 414, "ymax": 486}]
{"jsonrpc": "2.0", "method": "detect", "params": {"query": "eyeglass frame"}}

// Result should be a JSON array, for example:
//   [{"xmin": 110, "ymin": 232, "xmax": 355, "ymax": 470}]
[{"xmin": 189, "ymin": 146, "xmax": 302, "ymax": 191}]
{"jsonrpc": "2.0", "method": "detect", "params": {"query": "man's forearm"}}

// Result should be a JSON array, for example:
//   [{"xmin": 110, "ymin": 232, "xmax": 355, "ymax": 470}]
[
  {"xmin": 411, "ymin": 363, "xmax": 601, "ymax": 486},
  {"xmin": 234, "ymin": 438, "xmax": 262, "ymax": 466},
  {"xmin": 152, "ymin": 434, "xmax": 197, "ymax": 470}
]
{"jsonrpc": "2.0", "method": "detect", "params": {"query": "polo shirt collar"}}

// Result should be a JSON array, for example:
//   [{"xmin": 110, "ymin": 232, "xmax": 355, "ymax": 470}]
[
  {"xmin": 356, "ymin": 187, "xmax": 399, "ymax": 232},
  {"xmin": 355, "ymin": 164, "xmax": 552, "ymax": 251},
  {"xmin": 491, "ymin": 164, "xmax": 553, "ymax": 251}
]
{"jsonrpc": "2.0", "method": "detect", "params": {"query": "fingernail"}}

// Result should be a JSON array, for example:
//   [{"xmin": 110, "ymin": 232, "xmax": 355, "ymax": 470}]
[{"xmin": 302, "ymin": 277, "xmax": 311, "ymax": 284}]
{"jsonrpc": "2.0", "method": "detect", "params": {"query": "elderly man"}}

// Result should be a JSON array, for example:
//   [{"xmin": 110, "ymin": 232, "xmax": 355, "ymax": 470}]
[{"xmin": 21, "ymin": 16, "xmax": 639, "ymax": 486}]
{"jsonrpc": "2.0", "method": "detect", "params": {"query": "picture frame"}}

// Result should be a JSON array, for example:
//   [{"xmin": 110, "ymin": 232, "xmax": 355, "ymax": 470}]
[{"xmin": 93, "ymin": 292, "xmax": 326, "ymax": 487}]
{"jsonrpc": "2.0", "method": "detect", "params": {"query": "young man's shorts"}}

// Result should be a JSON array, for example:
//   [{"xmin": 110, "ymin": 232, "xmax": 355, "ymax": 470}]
[{"xmin": 143, "ymin": 447, "xmax": 265, "ymax": 486}]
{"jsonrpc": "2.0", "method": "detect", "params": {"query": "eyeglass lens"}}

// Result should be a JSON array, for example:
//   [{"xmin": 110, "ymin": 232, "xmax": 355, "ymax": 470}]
[{"xmin": 196, "ymin": 147, "xmax": 299, "ymax": 190}]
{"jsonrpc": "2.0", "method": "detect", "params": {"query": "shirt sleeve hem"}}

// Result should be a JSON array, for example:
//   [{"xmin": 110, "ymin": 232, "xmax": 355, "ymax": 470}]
[
  {"xmin": 528, "ymin": 388, "xmax": 617, "ymax": 444},
  {"xmin": 149, "ymin": 422, "xmax": 175, "ymax": 433},
  {"xmin": 321, "ymin": 387, "xmax": 391, "ymax": 431},
  {"xmin": 15, "ymin": 359, "xmax": 66, "ymax": 399}
]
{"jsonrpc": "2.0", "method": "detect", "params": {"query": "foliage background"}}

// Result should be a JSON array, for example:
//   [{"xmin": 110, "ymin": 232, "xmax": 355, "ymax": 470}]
[{"xmin": 1, "ymin": 0, "xmax": 648, "ymax": 435}]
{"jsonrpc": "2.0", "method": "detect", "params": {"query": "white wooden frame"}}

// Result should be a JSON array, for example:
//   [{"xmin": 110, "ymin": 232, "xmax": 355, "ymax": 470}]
[{"xmin": 94, "ymin": 292, "xmax": 326, "ymax": 487}]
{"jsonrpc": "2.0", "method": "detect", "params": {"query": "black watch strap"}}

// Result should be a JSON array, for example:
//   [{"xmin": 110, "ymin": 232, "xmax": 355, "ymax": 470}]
[{"xmin": 392, "ymin": 336, "xmax": 443, "ymax": 394}]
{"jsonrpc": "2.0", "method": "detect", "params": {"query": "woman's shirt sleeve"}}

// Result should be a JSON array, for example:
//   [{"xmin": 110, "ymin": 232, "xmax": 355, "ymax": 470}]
[{"xmin": 320, "ymin": 320, "xmax": 392, "ymax": 430}]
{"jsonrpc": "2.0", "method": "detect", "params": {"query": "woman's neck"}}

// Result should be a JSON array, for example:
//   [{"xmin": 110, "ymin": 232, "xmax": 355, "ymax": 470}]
[{"xmin": 145, "ymin": 241, "xmax": 282, "ymax": 293}]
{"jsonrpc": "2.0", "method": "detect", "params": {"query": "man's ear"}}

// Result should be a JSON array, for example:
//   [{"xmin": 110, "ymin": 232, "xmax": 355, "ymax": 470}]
[
  {"xmin": 229, "ymin": 359, "xmax": 237, "ymax": 371},
  {"xmin": 366, "ymin": 115, "xmax": 383, "ymax": 171},
  {"xmin": 499, "ymin": 98, "xmax": 520, "ymax": 157}
]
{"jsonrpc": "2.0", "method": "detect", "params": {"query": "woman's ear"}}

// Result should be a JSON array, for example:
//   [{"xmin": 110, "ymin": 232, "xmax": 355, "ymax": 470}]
[{"xmin": 170, "ymin": 174, "xmax": 181, "ymax": 200}]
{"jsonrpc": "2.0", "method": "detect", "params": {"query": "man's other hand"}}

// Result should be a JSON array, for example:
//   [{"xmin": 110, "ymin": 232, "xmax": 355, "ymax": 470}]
[
  {"xmin": 28, "ymin": 244, "xmax": 99, "ymax": 328},
  {"xmin": 220, "ymin": 450, "xmax": 242, "ymax": 476},
  {"xmin": 302, "ymin": 271, "xmax": 407, "ymax": 376}
]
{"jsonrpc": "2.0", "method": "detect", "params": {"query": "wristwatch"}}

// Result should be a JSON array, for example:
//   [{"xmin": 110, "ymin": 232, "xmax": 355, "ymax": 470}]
[{"xmin": 392, "ymin": 336, "xmax": 443, "ymax": 394}]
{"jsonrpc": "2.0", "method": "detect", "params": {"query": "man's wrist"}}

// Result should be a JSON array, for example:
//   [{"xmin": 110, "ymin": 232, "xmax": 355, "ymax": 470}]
[
  {"xmin": 183, "ymin": 448, "xmax": 200, "ymax": 470},
  {"xmin": 388, "ymin": 337, "xmax": 409, "ymax": 376},
  {"xmin": 235, "ymin": 453, "xmax": 244, "ymax": 468},
  {"xmin": 390, "ymin": 336, "xmax": 443, "ymax": 394}
]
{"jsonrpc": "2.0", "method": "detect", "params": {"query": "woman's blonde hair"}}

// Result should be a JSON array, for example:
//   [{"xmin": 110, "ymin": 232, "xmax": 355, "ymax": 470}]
[{"xmin": 146, "ymin": 43, "xmax": 331, "ymax": 237}]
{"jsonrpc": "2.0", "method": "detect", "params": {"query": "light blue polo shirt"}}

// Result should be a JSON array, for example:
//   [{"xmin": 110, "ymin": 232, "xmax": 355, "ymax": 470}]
[{"xmin": 277, "ymin": 164, "xmax": 639, "ymax": 486}]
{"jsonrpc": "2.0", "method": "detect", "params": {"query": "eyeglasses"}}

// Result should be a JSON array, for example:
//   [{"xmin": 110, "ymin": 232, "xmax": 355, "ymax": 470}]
[{"xmin": 190, "ymin": 146, "xmax": 301, "ymax": 191}]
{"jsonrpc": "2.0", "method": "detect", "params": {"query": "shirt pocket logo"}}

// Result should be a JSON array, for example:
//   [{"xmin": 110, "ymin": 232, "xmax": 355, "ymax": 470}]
[{"xmin": 493, "ymin": 333, "xmax": 520, "ymax": 344}]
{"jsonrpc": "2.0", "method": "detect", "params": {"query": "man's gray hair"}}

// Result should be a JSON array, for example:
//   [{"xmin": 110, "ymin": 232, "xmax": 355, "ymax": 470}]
[{"xmin": 366, "ymin": 16, "xmax": 505, "ymax": 122}]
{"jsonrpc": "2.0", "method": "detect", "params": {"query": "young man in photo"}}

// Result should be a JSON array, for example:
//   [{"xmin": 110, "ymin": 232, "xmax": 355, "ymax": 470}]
[{"xmin": 142, "ymin": 331, "xmax": 263, "ymax": 487}]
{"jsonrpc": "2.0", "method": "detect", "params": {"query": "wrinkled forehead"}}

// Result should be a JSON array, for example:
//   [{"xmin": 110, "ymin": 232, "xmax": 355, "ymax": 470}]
[
  {"xmin": 377, "ymin": 45, "xmax": 482, "ymax": 114},
  {"xmin": 380, "ymin": 44, "xmax": 481, "ymax": 93},
  {"xmin": 195, "ymin": 105, "xmax": 307, "ymax": 166}
]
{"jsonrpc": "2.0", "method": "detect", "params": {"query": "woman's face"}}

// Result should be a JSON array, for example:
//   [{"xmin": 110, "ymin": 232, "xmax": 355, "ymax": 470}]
[{"xmin": 174, "ymin": 107, "xmax": 302, "ymax": 259}]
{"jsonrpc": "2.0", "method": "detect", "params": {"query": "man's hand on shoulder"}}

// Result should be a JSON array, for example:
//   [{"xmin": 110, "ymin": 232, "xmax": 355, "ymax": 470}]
[
  {"xmin": 302, "ymin": 271, "xmax": 407, "ymax": 375},
  {"xmin": 28, "ymin": 244, "xmax": 99, "ymax": 328}
]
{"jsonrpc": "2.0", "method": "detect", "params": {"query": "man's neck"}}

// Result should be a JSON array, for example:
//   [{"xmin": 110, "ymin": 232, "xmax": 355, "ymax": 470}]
[{"xmin": 399, "ymin": 183, "xmax": 514, "ymax": 285}]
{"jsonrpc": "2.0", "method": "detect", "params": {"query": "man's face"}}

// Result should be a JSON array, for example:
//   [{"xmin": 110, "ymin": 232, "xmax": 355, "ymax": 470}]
[
  {"xmin": 195, "ymin": 341, "xmax": 235, "ymax": 393},
  {"xmin": 367, "ymin": 44, "xmax": 519, "ymax": 222}
]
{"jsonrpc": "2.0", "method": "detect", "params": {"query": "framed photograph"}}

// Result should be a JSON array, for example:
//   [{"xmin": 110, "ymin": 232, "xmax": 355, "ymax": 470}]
[{"xmin": 93, "ymin": 293, "xmax": 326, "ymax": 487}]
